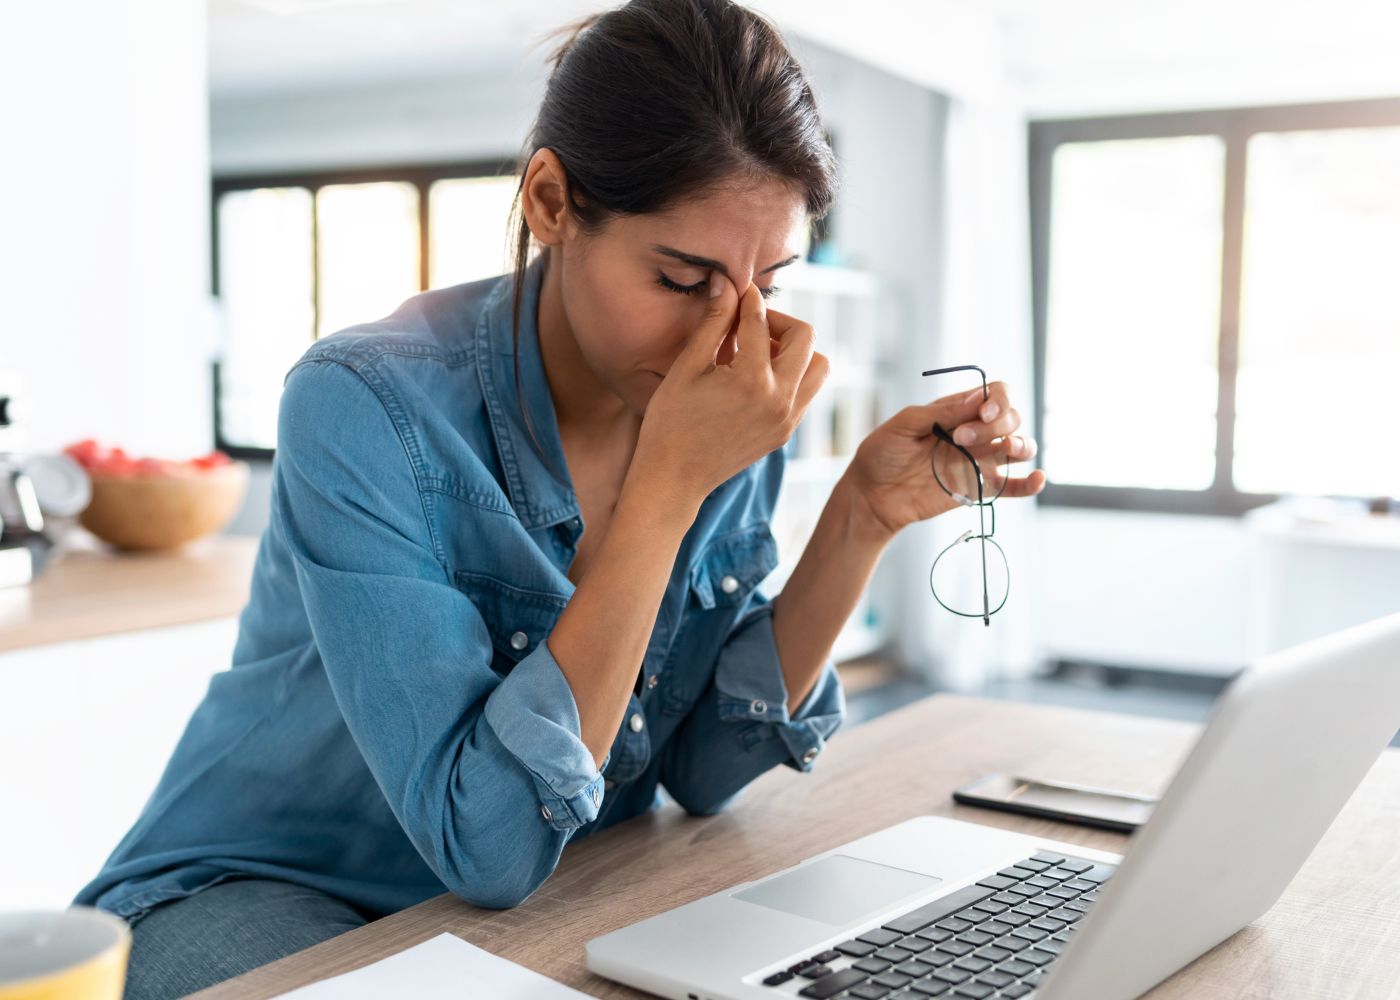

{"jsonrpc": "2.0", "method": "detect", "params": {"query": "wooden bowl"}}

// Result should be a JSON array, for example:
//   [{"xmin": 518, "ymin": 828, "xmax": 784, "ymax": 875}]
[{"xmin": 77, "ymin": 461, "xmax": 250, "ymax": 551}]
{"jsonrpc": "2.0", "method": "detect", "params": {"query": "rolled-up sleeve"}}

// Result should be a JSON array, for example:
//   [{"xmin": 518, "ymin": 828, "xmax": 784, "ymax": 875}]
[
  {"xmin": 660, "ymin": 588, "xmax": 846, "ymax": 816},
  {"xmin": 274, "ymin": 357, "xmax": 605, "ymax": 909}
]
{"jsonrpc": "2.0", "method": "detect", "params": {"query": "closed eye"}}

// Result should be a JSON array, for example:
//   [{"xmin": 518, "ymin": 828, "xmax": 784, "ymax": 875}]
[{"xmin": 656, "ymin": 272, "xmax": 779, "ymax": 299}]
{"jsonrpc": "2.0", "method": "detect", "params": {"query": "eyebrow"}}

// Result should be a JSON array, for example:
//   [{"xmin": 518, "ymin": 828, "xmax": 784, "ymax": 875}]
[{"xmin": 651, "ymin": 244, "xmax": 801, "ymax": 278}]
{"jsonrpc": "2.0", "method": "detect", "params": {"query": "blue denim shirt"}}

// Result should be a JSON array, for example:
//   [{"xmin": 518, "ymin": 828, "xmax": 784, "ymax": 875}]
[{"xmin": 74, "ymin": 252, "xmax": 845, "ymax": 920}]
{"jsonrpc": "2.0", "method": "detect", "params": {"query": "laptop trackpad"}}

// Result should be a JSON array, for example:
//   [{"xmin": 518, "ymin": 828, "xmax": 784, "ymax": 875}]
[{"xmin": 732, "ymin": 854, "xmax": 941, "ymax": 926}]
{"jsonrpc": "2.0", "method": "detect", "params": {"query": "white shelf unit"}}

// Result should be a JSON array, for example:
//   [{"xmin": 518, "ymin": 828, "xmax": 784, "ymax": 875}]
[{"xmin": 763, "ymin": 263, "xmax": 890, "ymax": 664}]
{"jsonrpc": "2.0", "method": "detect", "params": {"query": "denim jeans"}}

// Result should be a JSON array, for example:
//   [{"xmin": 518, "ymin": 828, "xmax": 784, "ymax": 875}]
[{"xmin": 121, "ymin": 877, "xmax": 377, "ymax": 999}]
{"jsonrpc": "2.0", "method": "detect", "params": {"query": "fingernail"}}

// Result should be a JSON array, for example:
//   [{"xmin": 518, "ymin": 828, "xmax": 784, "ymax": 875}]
[
  {"xmin": 710, "ymin": 273, "xmax": 726, "ymax": 298},
  {"xmin": 981, "ymin": 402, "xmax": 999, "ymax": 421}
]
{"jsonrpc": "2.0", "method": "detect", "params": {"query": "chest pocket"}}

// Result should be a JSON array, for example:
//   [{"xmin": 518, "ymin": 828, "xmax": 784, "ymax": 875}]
[
  {"xmin": 453, "ymin": 570, "xmax": 568, "ymax": 675},
  {"xmin": 660, "ymin": 521, "xmax": 780, "ymax": 715}
]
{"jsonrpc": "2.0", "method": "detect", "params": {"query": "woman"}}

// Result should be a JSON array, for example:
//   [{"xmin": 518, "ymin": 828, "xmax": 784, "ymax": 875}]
[{"xmin": 75, "ymin": 0, "xmax": 1044, "ymax": 996}]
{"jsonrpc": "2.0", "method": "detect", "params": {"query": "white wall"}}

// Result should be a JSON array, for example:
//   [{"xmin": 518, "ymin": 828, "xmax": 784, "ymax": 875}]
[{"xmin": 1, "ymin": 1, "xmax": 214, "ymax": 460}]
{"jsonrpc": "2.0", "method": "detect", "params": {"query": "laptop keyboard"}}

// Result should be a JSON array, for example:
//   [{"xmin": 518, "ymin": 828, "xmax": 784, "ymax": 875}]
[{"xmin": 757, "ymin": 851, "xmax": 1115, "ymax": 999}]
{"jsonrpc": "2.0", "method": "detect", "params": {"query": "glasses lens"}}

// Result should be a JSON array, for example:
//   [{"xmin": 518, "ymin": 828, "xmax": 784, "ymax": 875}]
[{"xmin": 929, "ymin": 530, "xmax": 1009, "ymax": 619}]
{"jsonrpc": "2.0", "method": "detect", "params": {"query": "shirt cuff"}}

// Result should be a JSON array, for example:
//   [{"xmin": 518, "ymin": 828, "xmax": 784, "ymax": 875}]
[
  {"xmin": 483, "ymin": 637, "xmax": 609, "ymax": 831},
  {"xmin": 712, "ymin": 604, "xmax": 846, "ymax": 772}
]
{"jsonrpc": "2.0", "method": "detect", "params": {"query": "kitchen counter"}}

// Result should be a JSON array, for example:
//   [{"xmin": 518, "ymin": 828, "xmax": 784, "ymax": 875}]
[{"xmin": 0, "ymin": 529, "xmax": 259, "ymax": 653}]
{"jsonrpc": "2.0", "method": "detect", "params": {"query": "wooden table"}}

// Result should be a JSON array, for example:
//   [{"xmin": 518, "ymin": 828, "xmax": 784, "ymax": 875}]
[
  {"xmin": 0, "ymin": 530, "xmax": 258, "ymax": 652},
  {"xmin": 194, "ymin": 693, "xmax": 1400, "ymax": 999}
]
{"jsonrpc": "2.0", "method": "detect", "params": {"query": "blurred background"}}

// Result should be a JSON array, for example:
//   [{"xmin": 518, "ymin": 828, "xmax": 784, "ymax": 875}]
[{"xmin": 2, "ymin": 0, "xmax": 1399, "ymax": 909}]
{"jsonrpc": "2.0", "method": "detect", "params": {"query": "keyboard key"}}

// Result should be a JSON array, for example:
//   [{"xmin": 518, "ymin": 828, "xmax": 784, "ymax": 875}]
[
  {"xmin": 975, "ymin": 875, "xmax": 1016, "ymax": 891},
  {"xmin": 973, "ymin": 945, "xmax": 1012, "ymax": 963},
  {"xmin": 935, "ymin": 917, "xmax": 974, "ymax": 933},
  {"xmin": 1082, "ymin": 864, "xmax": 1117, "ymax": 884},
  {"xmin": 970, "ymin": 899, "xmax": 1008, "ymax": 916},
  {"xmin": 1038, "ymin": 937, "xmax": 1067, "ymax": 955},
  {"xmin": 1040, "ymin": 867, "xmax": 1077, "ymax": 881},
  {"xmin": 1030, "ymin": 852, "xmax": 1066, "ymax": 865},
  {"xmin": 977, "ymin": 969, "xmax": 1015, "ymax": 988},
  {"xmin": 1006, "ymin": 884, "xmax": 1040, "ymax": 898},
  {"xmin": 883, "ymin": 886, "xmax": 995, "ymax": 935},
  {"xmin": 1065, "ymin": 879, "xmax": 1096, "ymax": 892},
  {"xmin": 812, "ymin": 949, "xmax": 843, "ymax": 964},
  {"xmin": 1058, "ymin": 858, "xmax": 1094, "ymax": 873},
  {"xmin": 980, "ymin": 920, "xmax": 1013, "ymax": 937},
  {"xmin": 1031, "ymin": 917, "xmax": 1067, "ymax": 932},
  {"xmin": 914, "ymin": 927, "xmax": 953, "ymax": 943},
  {"xmin": 1011, "ymin": 926, "xmax": 1049, "ymax": 943},
  {"xmin": 952, "ymin": 956, "xmax": 992, "ymax": 973},
  {"xmin": 855, "ymin": 957, "xmax": 892, "ymax": 974},
  {"xmin": 895, "ymin": 960, "xmax": 936, "ymax": 977},
  {"xmin": 931, "ymin": 966, "xmax": 972, "ymax": 985},
  {"xmin": 1026, "ymin": 875, "xmax": 1059, "ymax": 889},
  {"xmin": 992, "ymin": 891, "xmax": 1023, "ymax": 905},
  {"xmin": 997, "ymin": 866, "xmax": 1037, "ymax": 880},
  {"xmin": 837, "ymin": 939, "xmax": 878, "ymax": 958},
  {"xmin": 850, "ymin": 984, "xmax": 894, "ymax": 1000},
  {"xmin": 763, "ymin": 969, "xmax": 794, "ymax": 986},
  {"xmin": 873, "ymin": 972, "xmax": 914, "ymax": 989},
  {"xmin": 957, "ymin": 930, "xmax": 993, "ymax": 947},
  {"xmin": 859, "ymin": 928, "xmax": 904, "ymax": 947},
  {"xmin": 896, "ymin": 937, "xmax": 933, "ymax": 954},
  {"xmin": 910, "ymin": 980, "xmax": 953, "ymax": 997},
  {"xmin": 934, "ymin": 940, "xmax": 974, "ymax": 957},
  {"xmin": 875, "ymin": 947, "xmax": 914, "ymax": 963},
  {"xmin": 789, "ymin": 959, "xmax": 820, "ymax": 974},
  {"xmin": 1001, "ymin": 985, "xmax": 1033, "ymax": 998},
  {"xmin": 994, "ymin": 935, "xmax": 1031, "ymax": 953},
  {"xmin": 1019, "ymin": 948, "xmax": 1057, "ymax": 967},
  {"xmin": 997, "ymin": 911, "xmax": 1031, "ymax": 927},
  {"xmin": 799, "ymin": 965, "xmax": 833, "ymax": 979},
  {"xmin": 798, "ymin": 968, "xmax": 870, "ymax": 998},
  {"xmin": 951, "ymin": 983, "xmax": 994, "ymax": 998},
  {"xmin": 1016, "ymin": 859, "xmax": 1051, "ymax": 872},
  {"xmin": 999, "ymin": 959, "xmax": 1036, "ymax": 977}
]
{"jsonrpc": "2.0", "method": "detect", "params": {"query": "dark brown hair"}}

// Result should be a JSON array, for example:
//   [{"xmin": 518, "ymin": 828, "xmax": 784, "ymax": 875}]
[{"xmin": 507, "ymin": 0, "xmax": 839, "ymax": 480}]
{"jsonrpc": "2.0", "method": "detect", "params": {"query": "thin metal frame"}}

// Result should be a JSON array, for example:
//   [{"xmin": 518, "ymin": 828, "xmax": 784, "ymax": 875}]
[{"xmin": 1029, "ymin": 96, "xmax": 1400, "ymax": 516}]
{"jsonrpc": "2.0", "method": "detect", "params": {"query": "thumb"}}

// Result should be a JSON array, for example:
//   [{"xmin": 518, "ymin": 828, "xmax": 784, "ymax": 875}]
[{"xmin": 678, "ymin": 272, "xmax": 738, "ymax": 371}]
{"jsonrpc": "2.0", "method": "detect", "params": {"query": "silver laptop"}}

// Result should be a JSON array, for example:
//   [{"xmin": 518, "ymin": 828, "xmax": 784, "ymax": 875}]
[{"xmin": 587, "ymin": 611, "xmax": 1400, "ymax": 1000}]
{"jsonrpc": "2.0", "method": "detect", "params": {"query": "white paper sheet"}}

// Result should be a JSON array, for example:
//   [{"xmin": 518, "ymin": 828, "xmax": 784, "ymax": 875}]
[{"xmin": 272, "ymin": 931, "xmax": 595, "ymax": 999}]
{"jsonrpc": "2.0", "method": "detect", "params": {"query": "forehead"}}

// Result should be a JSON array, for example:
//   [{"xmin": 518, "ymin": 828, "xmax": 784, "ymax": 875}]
[{"xmin": 620, "ymin": 176, "xmax": 808, "ymax": 259}]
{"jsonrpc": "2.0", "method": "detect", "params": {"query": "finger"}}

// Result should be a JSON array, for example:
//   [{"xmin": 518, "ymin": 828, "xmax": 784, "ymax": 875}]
[
  {"xmin": 970, "ymin": 433, "xmax": 1038, "ymax": 465},
  {"xmin": 770, "ymin": 316, "xmax": 816, "ymax": 391},
  {"xmin": 790, "ymin": 348, "xmax": 830, "ymax": 418},
  {"xmin": 677, "ymin": 271, "xmax": 739, "ymax": 373},
  {"xmin": 888, "ymin": 390, "xmax": 987, "ymax": 437},
  {"xmin": 994, "ymin": 469, "xmax": 1048, "ymax": 498},
  {"xmin": 732, "ymin": 280, "xmax": 770, "ymax": 370},
  {"xmin": 953, "ymin": 405, "xmax": 1021, "ymax": 449}
]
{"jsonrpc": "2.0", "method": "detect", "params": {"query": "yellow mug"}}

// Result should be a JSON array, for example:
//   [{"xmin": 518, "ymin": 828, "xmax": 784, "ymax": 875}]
[{"xmin": 0, "ymin": 908, "xmax": 130, "ymax": 1000}]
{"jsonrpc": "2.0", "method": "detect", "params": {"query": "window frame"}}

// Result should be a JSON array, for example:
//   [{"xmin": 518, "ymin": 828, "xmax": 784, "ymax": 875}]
[
  {"xmin": 210, "ymin": 158, "xmax": 518, "ymax": 460},
  {"xmin": 1029, "ymin": 96, "xmax": 1400, "ymax": 516}
]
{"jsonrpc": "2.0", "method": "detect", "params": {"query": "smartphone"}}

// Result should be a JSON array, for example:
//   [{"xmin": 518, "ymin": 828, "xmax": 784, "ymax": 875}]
[{"xmin": 952, "ymin": 772, "xmax": 1158, "ymax": 833}]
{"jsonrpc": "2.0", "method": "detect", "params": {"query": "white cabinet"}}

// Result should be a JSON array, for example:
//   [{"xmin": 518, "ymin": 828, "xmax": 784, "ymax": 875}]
[{"xmin": 0, "ymin": 617, "xmax": 238, "ymax": 909}]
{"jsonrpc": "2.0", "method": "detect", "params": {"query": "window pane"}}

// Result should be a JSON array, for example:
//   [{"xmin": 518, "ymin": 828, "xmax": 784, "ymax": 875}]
[
  {"xmin": 316, "ymin": 182, "xmax": 420, "ymax": 339},
  {"xmin": 428, "ymin": 176, "xmax": 519, "ymax": 288},
  {"xmin": 1044, "ymin": 136, "xmax": 1225, "ymax": 490},
  {"xmin": 1237, "ymin": 126, "xmax": 1400, "ymax": 499},
  {"xmin": 216, "ymin": 187, "xmax": 314, "ymax": 450}
]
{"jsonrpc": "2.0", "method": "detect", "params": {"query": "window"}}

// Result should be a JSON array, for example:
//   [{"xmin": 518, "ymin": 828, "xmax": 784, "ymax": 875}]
[
  {"xmin": 1030, "ymin": 99, "xmax": 1400, "ymax": 515},
  {"xmin": 212, "ymin": 162, "xmax": 519, "ymax": 456}
]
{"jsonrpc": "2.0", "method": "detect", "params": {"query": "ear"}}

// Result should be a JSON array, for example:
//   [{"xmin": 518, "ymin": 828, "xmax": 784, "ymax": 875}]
[{"xmin": 520, "ymin": 147, "xmax": 576, "ymax": 248}]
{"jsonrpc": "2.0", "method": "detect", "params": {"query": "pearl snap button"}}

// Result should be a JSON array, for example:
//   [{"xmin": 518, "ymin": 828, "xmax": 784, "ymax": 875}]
[
  {"xmin": 590, "ymin": 785, "xmax": 601, "ymax": 805},
  {"xmin": 629, "ymin": 713, "xmax": 644, "ymax": 733},
  {"xmin": 750, "ymin": 698, "xmax": 767, "ymax": 715},
  {"xmin": 540, "ymin": 803, "xmax": 553, "ymax": 821},
  {"xmin": 801, "ymin": 747, "xmax": 818, "ymax": 765},
  {"xmin": 720, "ymin": 574, "xmax": 740, "ymax": 594},
  {"xmin": 510, "ymin": 631, "xmax": 528, "ymax": 650},
  {"xmin": 646, "ymin": 674, "xmax": 658, "ymax": 689}
]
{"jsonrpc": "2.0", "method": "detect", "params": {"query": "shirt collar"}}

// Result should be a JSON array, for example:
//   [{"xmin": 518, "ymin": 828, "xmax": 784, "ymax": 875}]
[{"xmin": 474, "ymin": 253, "xmax": 581, "ymax": 531}]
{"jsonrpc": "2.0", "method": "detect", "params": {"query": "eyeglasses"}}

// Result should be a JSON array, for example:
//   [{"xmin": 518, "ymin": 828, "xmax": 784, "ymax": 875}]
[{"xmin": 922, "ymin": 364, "xmax": 1011, "ymax": 627}]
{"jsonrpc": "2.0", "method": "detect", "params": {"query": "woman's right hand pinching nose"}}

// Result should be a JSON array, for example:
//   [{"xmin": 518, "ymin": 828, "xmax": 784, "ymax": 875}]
[{"xmin": 633, "ymin": 272, "xmax": 830, "ymax": 505}]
